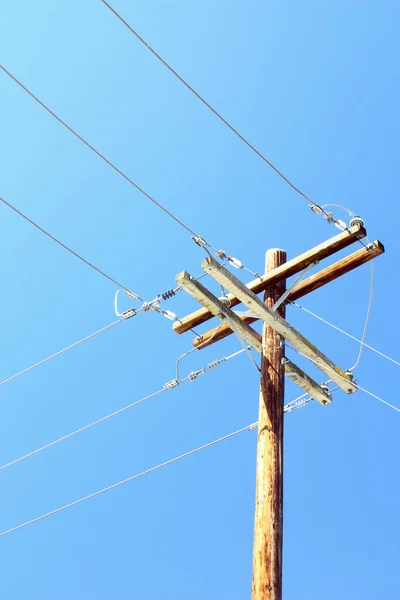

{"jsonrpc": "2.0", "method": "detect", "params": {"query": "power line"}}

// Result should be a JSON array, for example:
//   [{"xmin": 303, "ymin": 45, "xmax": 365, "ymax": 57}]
[
  {"xmin": 292, "ymin": 301, "xmax": 400, "ymax": 368},
  {"xmin": 98, "ymin": 0, "xmax": 334, "ymax": 221},
  {"xmin": 0, "ymin": 195, "xmax": 143, "ymax": 298},
  {"xmin": 0, "ymin": 65, "xmax": 216, "ymax": 251},
  {"xmin": 0, "ymin": 421, "xmax": 257, "ymax": 537},
  {"xmin": 0, "ymin": 319, "xmax": 123, "ymax": 388},
  {"xmin": 287, "ymin": 345, "xmax": 400, "ymax": 414},
  {"xmin": 349, "ymin": 260, "xmax": 374, "ymax": 371},
  {"xmin": 0, "ymin": 346, "xmax": 250, "ymax": 473}
]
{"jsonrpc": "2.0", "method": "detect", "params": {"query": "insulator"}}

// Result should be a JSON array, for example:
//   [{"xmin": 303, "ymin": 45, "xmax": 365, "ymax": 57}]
[
  {"xmin": 161, "ymin": 288, "xmax": 176, "ymax": 301},
  {"xmin": 349, "ymin": 216, "xmax": 365, "ymax": 228},
  {"xmin": 227, "ymin": 256, "xmax": 243, "ymax": 269},
  {"xmin": 218, "ymin": 295, "xmax": 231, "ymax": 308},
  {"xmin": 309, "ymin": 203, "xmax": 324, "ymax": 215},
  {"xmin": 192, "ymin": 235, "xmax": 207, "ymax": 247},
  {"xmin": 207, "ymin": 358, "xmax": 225, "ymax": 370},
  {"xmin": 164, "ymin": 379, "xmax": 179, "ymax": 389},
  {"xmin": 334, "ymin": 219, "xmax": 347, "ymax": 230},
  {"xmin": 162, "ymin": 310, "xmax": 177, "ymax": 321}
]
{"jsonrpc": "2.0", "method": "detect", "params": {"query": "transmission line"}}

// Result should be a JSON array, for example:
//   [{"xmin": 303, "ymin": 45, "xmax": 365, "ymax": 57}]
[
  {"xmin": 99, "ymin": 0, "xmax": 338, "ymax": 223},
  {"xmin": 0, "ymin": 65, "xmax": 217, "ymax": 252},
  {"xmin": 0, "ymin": 195, "xmax": 143, "ymax": 298}
]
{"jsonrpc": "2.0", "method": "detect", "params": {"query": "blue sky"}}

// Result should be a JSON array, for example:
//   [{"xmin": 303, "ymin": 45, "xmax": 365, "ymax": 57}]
[{"xmin": 0, "ymin": 1, "xmax": 399, "ymax": 598}]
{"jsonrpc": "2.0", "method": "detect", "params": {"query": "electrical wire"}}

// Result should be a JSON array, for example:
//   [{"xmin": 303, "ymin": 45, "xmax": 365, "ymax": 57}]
[
  {"xmin": 292, "ymin": 299, "xmax": 400, "ymax": 368},
  {"xmin": 0, "ymin": 346, "xmax": 249, "ymax": 474},
  {"xmin": 0, "ymin": 65, "xmax": 216, "ymax": 252},
  {"xmin": 349, "ymin": 260, "xmax": 374, "ymax": 371},
  {"xmin": 288, "ymin": 345, "xmax": 400, "ymax": 414},
  {"xmin": 0, "ymin": 195, "xmax": 143, "ymax": 298},
  {"xmin": 0, "ymin": 421, "xmax": 257, "ymax": 538},
  {"xmin": 224, "ymin": 315, "xmax": 261, "ymax": 372},
  {"xmin": 175, "ymin": 322, "xmax": 224, "ymax": 380},
  {"xmin": 0, "ymin": 319, "xmax": 123, "ymax": 388},
  {"xmin": 98, "ymin": 0, "xmax": 332, "ymax": 219}
]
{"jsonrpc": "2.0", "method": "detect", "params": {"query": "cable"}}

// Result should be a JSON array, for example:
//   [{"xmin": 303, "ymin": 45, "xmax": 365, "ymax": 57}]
[
  {"xmin": 292, "ymin": 300, "xmax": 400, "ymax": 368},
  {"xmin": 288, "ymin": 345, "xmax": 400, "ymax": 414},
  {"xmin": 0, "ymin": 195, "xmax": 143, "ymax": 298},
  {"xmin": 349, "ymin": 260, "xmax": 374, "ymax": 371},
  {"xmin": 224, "ymin": 315, "xmax": 261, "ymax": 372},
  {"xmin": 0, "ymin": 65, "xmax": 216, "ymax": 251},
  {"xmin": 98, "ymin": 0, "xmax": 333, "ymax": 219},
  {"xmin": 0, "ymin": 319, "xmax": 123, "ymax": 388},
  {"xmin": 175, "ymin": 322, "xmax": 224, "ymax": 380},
  {"xmin": 0, "ymin": 346, "xmax": 249, "ymax": 473},
  {"xmin": 0, "ymin": 421, "xmax": 257, "ymax": 537}
]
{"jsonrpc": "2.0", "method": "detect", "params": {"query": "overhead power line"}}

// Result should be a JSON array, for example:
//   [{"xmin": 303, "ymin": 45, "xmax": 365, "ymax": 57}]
[
  {"xmin": 99, "ymin": 0, "xmax": 335, "ymax": 222},
  {"xmin": 287, "ymin": 345, "xmax": 400, "ymax": 414},
  {"xmin": 0, "ymin": 421, "xmax": 257, "ymax": 538},
  {"xmin": 0, "ymin": 195, "xmax": 142, "ymax": 298},
  {"xmin": 0, "ymin": 319, "xmax": 123, "ymax": 388},
  {"xmin": 0, "ymin": 65, "xmax": 217, "ymax": 252},
  {"xmin": 293, "ymin": 301, "xmax": 400, "ymax": 368},
  {"xmin": 0, "ymin": 346, "xmax": 250, "ymax": 473}
]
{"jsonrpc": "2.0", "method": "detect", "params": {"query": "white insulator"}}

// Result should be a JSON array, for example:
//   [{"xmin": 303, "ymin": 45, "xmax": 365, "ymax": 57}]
[
  {"xmin": 334, "ymin": 219, "xmax": 347, "ymax": 230},
  {"xmin": 227, "ymin": 256, "xmax": 243, "ymax": 269},
  {"xmin": 162, "ymin": 310, "xmax": 177, "ymax": 321},
  {"xmin": 218, "ymin": 295, "xmax": 231, "ymax": 308}
]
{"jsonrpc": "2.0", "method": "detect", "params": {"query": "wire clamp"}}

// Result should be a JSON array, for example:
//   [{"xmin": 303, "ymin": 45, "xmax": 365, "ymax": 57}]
[
  {"xmin": 164, "ymin": 379, "xmax": 179, "ymax": 389},
  {"xmin": 188, "ymin": 370, "xmax": 202, "ymax": 381},
  {"xmin": 248, "ymin": 422, "xmax": 258, "ymax": 431},
  {"xmin": 142, "ymin": 300, "xmax": 161, "ymax": 313},
  {"xmin": 309, "ymin": 203, "xmax": 324, "ymax": 215},
  {"xmin": 192, "ymin": 236, "xmax": 207, "ymax": 248},
  {"xmin": 121, "ymin": 308, "xmax": 137, "ymax": 320}
]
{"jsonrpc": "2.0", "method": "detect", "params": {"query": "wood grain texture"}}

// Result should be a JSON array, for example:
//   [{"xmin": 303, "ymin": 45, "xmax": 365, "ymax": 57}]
[
  {"xmin": 252, "ymin": 249, "xmax": 286, "ymax": 600},
  {"xmin": 173, "ymin": 225, "xmax": 366, "ymax": 334},
  {"xmin": 202, "ymin": 257, "xmax": 356, "ymax": 392},
  {"xmin": 193, "ymin": 240, "xmax": 384, "ymax": 349},
  {"xmin": 283, "ymin": 359, "xmax": 332, "ymax": 405}
]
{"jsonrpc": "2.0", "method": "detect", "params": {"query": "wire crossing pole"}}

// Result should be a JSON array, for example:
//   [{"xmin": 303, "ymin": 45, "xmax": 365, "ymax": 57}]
[{"xmin": 252, "ymin": 249, "xmax": 287, "ymax": 600}]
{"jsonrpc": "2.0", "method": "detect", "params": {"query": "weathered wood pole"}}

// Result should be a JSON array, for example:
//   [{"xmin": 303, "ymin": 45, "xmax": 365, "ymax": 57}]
[{"xmin": 252, "ymin": 248, "xmax": 286, "ymax": 600}]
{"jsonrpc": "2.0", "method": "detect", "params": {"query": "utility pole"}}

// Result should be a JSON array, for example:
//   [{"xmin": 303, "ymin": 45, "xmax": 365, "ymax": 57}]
[
  {"xmin": 171, "ymin": 223, "xmax": 384, "ymax": 598},
  {"xmin": 252, "ymin": 249, "xmax": 286, "ymax": 600}
]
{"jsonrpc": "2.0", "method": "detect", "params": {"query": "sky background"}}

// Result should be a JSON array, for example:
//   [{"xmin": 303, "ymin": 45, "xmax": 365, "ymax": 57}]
[{"xmin": 0, "ymin": 1, "xmax": 399, "ymax": 598}]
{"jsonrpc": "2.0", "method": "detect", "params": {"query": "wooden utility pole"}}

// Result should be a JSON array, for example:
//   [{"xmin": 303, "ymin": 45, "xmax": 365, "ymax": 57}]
[
  {"xmin": 171, "ymin": 224, "xmax": 385, "ymax": 597},
  {"xmin": 252, "ymin": 249, "xmax": 286, "ymax": 600}
]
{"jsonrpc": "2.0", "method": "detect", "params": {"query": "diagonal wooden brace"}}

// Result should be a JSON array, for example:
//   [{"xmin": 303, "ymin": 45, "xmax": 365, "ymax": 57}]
[
  {"xmin": 283, "ymin": 359, "xmax": 332, "ymax": 405},
  {"xmin": 175, "ymin": 271, "xmax": 262, "ymax": 353},
  {"xmin": 202, "ymin": 257, "xmax": 357, "ymax": 394}
]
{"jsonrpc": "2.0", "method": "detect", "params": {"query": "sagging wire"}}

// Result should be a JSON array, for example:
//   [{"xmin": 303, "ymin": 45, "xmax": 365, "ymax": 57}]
[
  {"xmin": 0, "ymin": 420, "xmax": 257, "ymax": 538},
  {"xmin": 349, "ymin": 259, "xmax": 374, "ymax": 371},
  {"xmin": 0, "ymin": 345, "xmax": 251, "ymax": 475}
]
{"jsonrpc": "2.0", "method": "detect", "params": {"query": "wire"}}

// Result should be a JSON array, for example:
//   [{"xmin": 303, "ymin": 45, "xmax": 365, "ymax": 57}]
[
  {"xmin": 175, "ymin": 322, "xmax": 224, "ymax": 380},
  {"xmin": 0, "ymin": 319, "xmax": 123, "ymax": 388},
  {"xmin": 292, "ymin": 300, "xmax": 400, "ymax": 368},
  {"xmin": 0, "ymin": 388, "xmax": 167, "ymax": 472},
  {"xmin": 0, "ymin": 195, "xmax": 143, "ymax": 298},
  {"xmin": 0, "ymin": 65, "xmax": 215, "ymax": 251},
  {"xmin": 321, "ymin": 203, "xmax": 356, "ymax": 217},
  {"xmin": 288, "ymin": 345, "xmax": 400, "ymax": 414},
  {"xmin": 0, "ymin": 346, "xmax": 249, "ymax": 473},
  {"xmin": 224, "ymin": 315, "xmax": 261, "ymax": 372},
  {"xmin": 98, "ymin": 0, "xmax": 332, "ymax": 218},
  {"xmin": 0, "ymin": 421, "xmax": 257, "ymax": 537},
  {"xmin": 349, "ymin": 260, "xmax": 374, "ymax": 371}
]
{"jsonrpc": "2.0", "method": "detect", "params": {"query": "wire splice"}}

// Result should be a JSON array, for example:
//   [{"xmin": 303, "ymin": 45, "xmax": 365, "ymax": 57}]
[
  {"xmin": 163, "ymin": 379, "xmax": 179, "ymax": 389},
  {"xmin": 121, "ymin": 308, "xmax": 137, "ymax": 320}
]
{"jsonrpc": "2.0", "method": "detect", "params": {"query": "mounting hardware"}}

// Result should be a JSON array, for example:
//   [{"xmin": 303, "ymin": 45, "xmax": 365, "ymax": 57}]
[
  {"xmin": 309, "ymin": 204, "xmax": 324, "ymax": 215},
  {"xmin": 161, "ymin": 310, "xmax": 178, "ymax": 321},
  {"xmin": 142, "ymin": 300, "xmax": 161, "ymax": 313},
  {"xmin": 121, "ymin": 308, "xmax": 137, "ymax": 320},
  {"xmin": 164, "ymin": 379, "xmax": 179, "ymax": 389},
  {"xmin": 218, "ymin": 295, "xmax": 231, "ymax": 308},
  {"xmin": 125, "ymin": 291, "xmax": 139, "ymax": 300},
  {"xmin": 192, "ymin": 236, "xmax": 207, "ymax": 248},
  {"xmin": 216, "ymin": 249, "xmax": 228, "ymax": 260},
  {"xmin": 349, "ymin": 216, "xmax": 365, "ymax": 229}
]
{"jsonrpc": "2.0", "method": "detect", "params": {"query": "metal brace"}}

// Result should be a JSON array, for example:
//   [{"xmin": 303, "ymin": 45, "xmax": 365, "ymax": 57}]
[{"xmin": 272, "ymin": 261, "xmax": 318, "ymax": 311}]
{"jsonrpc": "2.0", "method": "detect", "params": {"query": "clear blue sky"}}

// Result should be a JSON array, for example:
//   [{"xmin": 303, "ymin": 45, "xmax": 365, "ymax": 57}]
[{"xmin": 0, "ymin": 1, "xmax": 399, "ymax": 598}]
